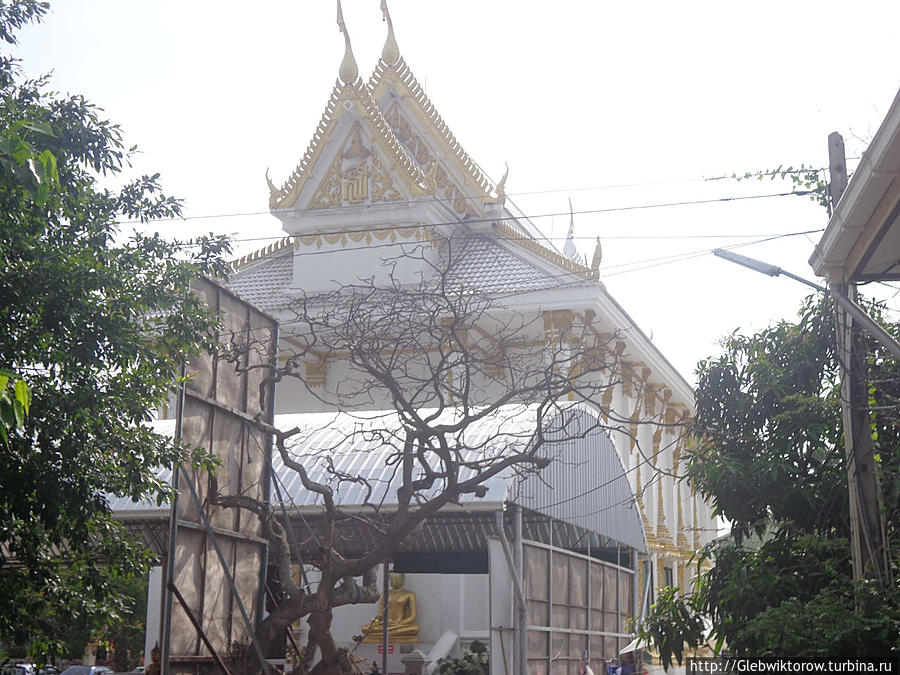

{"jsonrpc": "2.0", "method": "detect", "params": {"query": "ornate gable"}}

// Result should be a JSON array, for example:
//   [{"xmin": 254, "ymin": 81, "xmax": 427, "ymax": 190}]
[
  {"xmin": 368, "ymin": 57, "xmax": 503, "ymax": 220},
  {"xmin": 266, "ymin": 79, "xmax": 435, "ymax": 211}
]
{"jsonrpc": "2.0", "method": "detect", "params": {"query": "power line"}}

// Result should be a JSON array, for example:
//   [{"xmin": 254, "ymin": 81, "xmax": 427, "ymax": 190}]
[
  {"xmin": 123, "ymin": 161, "xmax": 843, "ymax": 229},
  {"xmin": 226, "ymin": 230, "xmax": 818, "ymax": 338},
  {"xmin": 282, "ymin": 228, "xmax": 823, "ymax": 262},
  {"xmin": 124, "ymin": 188, "xmax": 818, "ymax": 229},
  {"xmin": 195, "ymin": 228, "xmax": 822, "ymax": 346}
]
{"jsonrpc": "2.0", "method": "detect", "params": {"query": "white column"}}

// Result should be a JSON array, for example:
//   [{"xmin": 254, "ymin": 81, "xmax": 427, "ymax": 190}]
[{"xmin": 144, "ymin": 566, "xmax": 163, "ymax": 666}]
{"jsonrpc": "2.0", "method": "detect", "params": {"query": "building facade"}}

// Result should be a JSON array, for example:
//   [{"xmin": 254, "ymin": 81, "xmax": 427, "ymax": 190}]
[{"xmin": 225, "ymin": 4, "xmax": 716, "ymax": 672}]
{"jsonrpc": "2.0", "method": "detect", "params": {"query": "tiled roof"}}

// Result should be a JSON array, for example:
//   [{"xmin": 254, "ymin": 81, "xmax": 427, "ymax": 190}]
[
  {"xmin": 227, "ymin": 247, "xmax": 293, "ymax": 313},
  {"xmin": 225, "ymin": 232, "xmax": 593, "ymax": 315},
  {"xmin": 448, "ymin": 233, "xmax": 588, "ymax": 294}
]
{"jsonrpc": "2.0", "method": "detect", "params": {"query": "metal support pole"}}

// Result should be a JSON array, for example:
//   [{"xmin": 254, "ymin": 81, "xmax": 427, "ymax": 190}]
[
  {"xmin": 632, "ymin": 548, "xmax": 639, "ymax": 624},
  {"xmin": 495, "ymin": 511, "xmax": 528, "ymax": 613},
  {"xmin": 513, "ymin": 505, "xmax": 526, "ymax": 675},
  {"xmin": 160, "ymin": 363, "xmax": 187, "ymax": 675},
  {"xmin": 258, "ymin": 323, "xmax": 278, "ymax": 635},
  {"xmin": 382, "ymin": 563, "xmax": 390, "ymax": 675}
]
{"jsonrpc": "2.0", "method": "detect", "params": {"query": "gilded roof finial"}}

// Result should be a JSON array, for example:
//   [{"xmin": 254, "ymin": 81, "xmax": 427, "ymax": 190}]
[
  {"xmin": 380, "ymin": 0, "xmax": 400, "ymax": 65},
  {"xmin": 337, "ymin": 0, "xmax": 359, "ymax": 84},
  {"xmin": 591, "ymin": 236, "xmax": 603, "ymax": 273},
  {"xmin": 563, "ymin": 197, "xmax": 579, "ymax": 261},
  {"xmin": 494, "ymin": 162, "xmax": 509, "ymax": 202}
]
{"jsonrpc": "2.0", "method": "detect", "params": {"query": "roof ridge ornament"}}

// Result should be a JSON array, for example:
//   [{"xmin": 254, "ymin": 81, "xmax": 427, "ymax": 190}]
[
  {"xmin": 380, "ymin": 0, "xmax": 400, "ymax": 66},
  {"xmin": 563, "ymin": 197, "xmax": 580, "ymax": 262},
  {"xmin": 591, "ymin": 237, "xmax": 602, "ymax": 276},
  {"xmin": 494, "ymin": 162, "xmax": 509, "ymax": 203},
  {"xmin": 337, "ymin": 0, "xmax": 359, "ymax": 85}
]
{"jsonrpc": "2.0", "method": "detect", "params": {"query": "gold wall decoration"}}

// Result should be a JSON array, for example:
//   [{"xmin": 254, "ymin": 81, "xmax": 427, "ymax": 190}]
[
  {"xmin": 309, "ymin": 153, "xmax": 344, "ymax": 209},
  {"xmin": 292, "ymin": 224, "xmax": 436, "ymax": 251},
  {"xmin": 652, "ymin": 427, "xmax": 662, "ymax": 463},
  {"xmin": 305, "ymin": 121, "xmax": 406, "ymax": 209},
  {"xmin": 601, "ymin": 385, "xmax": 614, "ymax": 421},
  {"xmin": 305, "ymin": 356, "xmax": 328, "ymax": 388},
  {"xmin": 342, "ymin": 163, "xmax": 369, "ymax": 203},
  {"xmin": 622, "ymin": 364, "xmax": 635, "ymax": 398},
  {"xmin": 370, "ymin": 155, "xmax": 402, "ymax": 202}
]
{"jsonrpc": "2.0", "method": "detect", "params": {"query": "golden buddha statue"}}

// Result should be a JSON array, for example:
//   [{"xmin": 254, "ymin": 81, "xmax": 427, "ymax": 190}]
[
  {"xmin": 145, "ymin": 642, "xmax": 161, "ymax": 675},
  {"xmin": 361, "ymin": 573, "xmax": 419, "ymax": 643}
]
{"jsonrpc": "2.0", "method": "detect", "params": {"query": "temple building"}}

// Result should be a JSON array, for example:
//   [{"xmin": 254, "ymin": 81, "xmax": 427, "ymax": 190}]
[{"xmin": 217, "ymin": 3, "xmax": 716, "ymax": 673}]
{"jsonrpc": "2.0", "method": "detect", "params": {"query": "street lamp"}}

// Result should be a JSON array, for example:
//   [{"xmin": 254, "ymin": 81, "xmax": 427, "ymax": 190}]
[{"xmin": 713, "ymin": 249, "xmax": 900, "ymax": 360}]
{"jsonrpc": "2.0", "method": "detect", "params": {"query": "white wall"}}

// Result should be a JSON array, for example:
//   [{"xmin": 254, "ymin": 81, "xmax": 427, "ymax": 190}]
[{"xmin": 144, "ymin": 566, "xmax": 162, "ymax": 666}]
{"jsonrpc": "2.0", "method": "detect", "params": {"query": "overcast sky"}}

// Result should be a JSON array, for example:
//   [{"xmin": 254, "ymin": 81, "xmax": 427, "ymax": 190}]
[{"xmin": 13, "ymin": 1, "xmax": 900, "ymax": 384}]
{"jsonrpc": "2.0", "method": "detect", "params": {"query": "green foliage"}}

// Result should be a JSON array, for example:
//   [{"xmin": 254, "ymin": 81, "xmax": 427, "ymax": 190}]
[
  {"xmin": 436, "ymin": 640, "xmax": 489, "ymax": 675},
  {"xmin": 691, "ymin": 296, "xmax": 846, "ymax": 542},
  {"xmin": 635, "ymin": 587, "xmax": 705, "ymax": 670},
  {"xmin": 638, "ymin": 295, "xmax": 900, "ymax": 661},
  {"xmin": 0, "ymin": 368, "xmax": 30, "ymax": 445},
  {"xmin": 98, "ymin": 574, "xmax": 149, "ymax": 671},
  {"xmin": 730, "ymin": 164, "xmax": 829, "ymax": 210},
  {"xmin": 0, "ymin": 1, "xmax": 230, "ymax": 662}
]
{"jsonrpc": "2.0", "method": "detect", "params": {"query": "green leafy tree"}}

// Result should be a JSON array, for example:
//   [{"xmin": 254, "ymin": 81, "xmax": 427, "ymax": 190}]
[
  {"xmin": 0, "ymin": 369, "xmax": 30, "ymax": 445},
  {"xmin": 0, "ymin": 1, "xmax": 230, "ymax": 661},
  {"xmin": 638, "ymin": 296, "xmax": 899, "ymax": 662}
]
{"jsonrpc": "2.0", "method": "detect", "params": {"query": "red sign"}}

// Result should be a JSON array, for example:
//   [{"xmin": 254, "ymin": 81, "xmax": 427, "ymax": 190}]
[{"xmin": 377, "ymin": 644, "xmax": 395, "ymax": 654}]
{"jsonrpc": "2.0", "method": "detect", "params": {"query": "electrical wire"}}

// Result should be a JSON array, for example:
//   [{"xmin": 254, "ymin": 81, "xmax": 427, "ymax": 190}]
[
  {"xmin": 207, "ymin": 228, "xmax": 823, "ymax": 341},
  {"xmin": 122, "ymin": 188, "xmax": 819, "ymax": 229}
]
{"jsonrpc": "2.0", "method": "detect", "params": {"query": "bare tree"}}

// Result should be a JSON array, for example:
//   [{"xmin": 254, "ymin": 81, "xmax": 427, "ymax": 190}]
[{"xmin": 219, "ymin": 235, "xmax": 643, "ymax": 675}]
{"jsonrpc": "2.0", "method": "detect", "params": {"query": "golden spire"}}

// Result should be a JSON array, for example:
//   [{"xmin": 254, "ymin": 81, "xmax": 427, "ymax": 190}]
[
  {"xmin": 380, "ymin": 0, "xmax": 400, "ymax": 65},
  {"xmin": 337, "ymin": 0, "xmax": 359, "ymax": 84},
  {"xmin": 494, "ymin": 162, "xmax": 509, "ymax": 202},
  {"xmin": 591, "ymin": 237, "xmax": 603, "ymax": 273},
  {"xmin": 563, "ymin": 197, "xmax": 578, "ymax": 261}
]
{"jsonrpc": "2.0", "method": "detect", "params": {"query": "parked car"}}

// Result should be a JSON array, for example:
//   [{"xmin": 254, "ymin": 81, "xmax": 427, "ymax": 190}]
[
  {"xmin": 1, "ymin": 664, "xmax": 35, "ymax": 675},
  {"xmin": 59, "ymin": 667, "xmax": 112, "ymax": 675}
]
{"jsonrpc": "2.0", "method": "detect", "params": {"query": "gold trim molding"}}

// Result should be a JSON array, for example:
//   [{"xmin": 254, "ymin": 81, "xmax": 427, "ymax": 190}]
[
  {"xmin": 231, "ymin": 224, "xmax": 436, "ymax": 271},
  {"xmin": 369, "ymin": 57, "xmax": 497, "ymax": 201},
  {"xmin": 493, "ymin": 220, "xmax": 597, "ymax": 280}
]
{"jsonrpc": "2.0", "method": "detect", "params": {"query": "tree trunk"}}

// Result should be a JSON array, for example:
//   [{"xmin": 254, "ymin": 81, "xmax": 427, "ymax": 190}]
[{"xmin": 306, "ymin": 608, "xmax": 350, "ymax": 675}]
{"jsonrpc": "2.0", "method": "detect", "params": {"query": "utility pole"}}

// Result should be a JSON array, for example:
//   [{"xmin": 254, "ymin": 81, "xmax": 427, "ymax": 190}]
[
  {"xmin": 834, "ymin": 283, "xmax": 886, "ymax": 585},
  {"xmin": 828, "ymin": 132, "xmax": 887, "ymax": 589}
]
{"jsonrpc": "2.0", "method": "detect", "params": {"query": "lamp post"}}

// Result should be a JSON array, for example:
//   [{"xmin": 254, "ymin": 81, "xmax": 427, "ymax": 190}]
[
  {"xmin": 713, "ymin": 248, "xmax": 892, "ymax": 590},
  {"xmin": 713, "ymin": 249, "xmax": 900, "ymax": 360}
]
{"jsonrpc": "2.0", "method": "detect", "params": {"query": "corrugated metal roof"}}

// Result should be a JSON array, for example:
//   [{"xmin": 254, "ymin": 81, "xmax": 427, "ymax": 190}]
[
  {"xmin": 272, "ymin": 405, "xmax": 645, "ymax": 551},
  {"xmin": 111, "ymin": 406, "xmax": 646, "ymax": 553}
]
